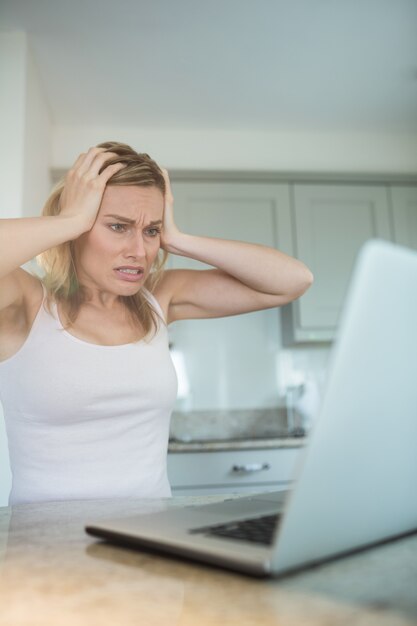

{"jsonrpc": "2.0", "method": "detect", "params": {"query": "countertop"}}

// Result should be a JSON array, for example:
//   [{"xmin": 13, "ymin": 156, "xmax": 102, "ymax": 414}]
[
  {"xmin": 168, "ymin": 436, "xmax": 306, "ymax": 452},
  {"xmin": 1, "ymin": 497, "xmax": 416, "ymax": 626}
]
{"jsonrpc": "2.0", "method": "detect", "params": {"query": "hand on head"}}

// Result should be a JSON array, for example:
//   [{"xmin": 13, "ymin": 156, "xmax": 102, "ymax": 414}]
[
  {"xmin": 59, "ymin": 147, "xmax": 125, "ymax": 231},
  {"xmin": 156, "ymin": 167, "xmax": 181, "ymax": 251}
]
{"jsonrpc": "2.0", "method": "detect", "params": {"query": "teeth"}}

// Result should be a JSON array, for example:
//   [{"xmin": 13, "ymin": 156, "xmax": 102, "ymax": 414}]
[{"xmin": 118, "ymin": 268, "xmax": 140, "ymax": 274}]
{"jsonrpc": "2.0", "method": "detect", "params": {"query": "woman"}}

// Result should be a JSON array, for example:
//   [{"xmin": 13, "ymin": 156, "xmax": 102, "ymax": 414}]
[{"xmin": 0, "ymin": 142, "xmax": 313, "ymax": 504}]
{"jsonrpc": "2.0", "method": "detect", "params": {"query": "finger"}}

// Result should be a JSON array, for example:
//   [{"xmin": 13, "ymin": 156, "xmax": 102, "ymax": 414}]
[
  {"xmin": 87, "ymin": 151, "xmax": 120, "ymax": 178},
  {"xmin": 98, "ymin": 162, "xmax": 126, "ymax": 184},
  {"xmin": 161, "ymin": 168, "xmax": 174, "ymax": 203},
  {"xmin": 68, "ymin": 149, "xmax": 117, "ymax": 181},
  {"xmin": 160, "ymin": 167, "xmax": 170, "ymax": 182},
  {"xmin": 71, "ymin": 152, "xmax": 87, "ymax": 170},
  {"xmin": 76, "ymin": 147, "xmax": 107, "ymax": 175}
]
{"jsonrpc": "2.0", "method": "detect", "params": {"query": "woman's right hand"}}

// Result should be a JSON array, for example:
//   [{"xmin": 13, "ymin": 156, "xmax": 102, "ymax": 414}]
[{"xmin": 59, "ymin": 147, "xmax": 125, "ymax": 232}]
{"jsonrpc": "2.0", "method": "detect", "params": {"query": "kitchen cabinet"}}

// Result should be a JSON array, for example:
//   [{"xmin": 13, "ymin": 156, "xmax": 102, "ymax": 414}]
[
  {"xmin": 169, "ymin": 181, "xmax": 292, "ymax": 269},
  {"xmin": 390, "ymin": 186, "xmax": 417, "ymax": 251},
  {"xmin": 282, "ymin": 184, "xmax": 393, "ymax": 342},
  {"xmin": 167, "ymin": 446, "xmax": 302, "ymax": 495},
  {"xmin": 167, "ymin": 179, "xmax": 417, "ymax": 355}
]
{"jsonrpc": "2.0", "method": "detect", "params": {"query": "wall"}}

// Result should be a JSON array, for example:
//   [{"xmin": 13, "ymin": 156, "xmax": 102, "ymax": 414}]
[
  {"xmin": 169, "ymin": 308, "xmax": 330, "ymax": 414},
  {"xmin": 22, "ymin": 43, "xmax": 52, "ymax": 217},
  {"xmin": 0, "ymin": 32, "xmax": 52, "ymax": 506},
  {"xmin": 0, "ymin": 32, "xmax": 26, "ymax": 220}
]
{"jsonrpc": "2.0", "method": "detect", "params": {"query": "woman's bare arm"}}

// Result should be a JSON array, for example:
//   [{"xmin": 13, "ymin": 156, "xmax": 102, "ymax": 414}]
[
  {"xmin": 0, "ymin": 148, "xmax": 124, "ymax": 312},
  {"xmin": 0, "ymin": 215, "xmax": 86, "ymax": 282}
]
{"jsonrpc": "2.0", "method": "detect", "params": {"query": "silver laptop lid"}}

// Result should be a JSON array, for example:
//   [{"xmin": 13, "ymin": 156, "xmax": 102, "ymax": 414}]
[{"xmin": 272, "ymin": 239, "xmax": 417, "ymax": 574}]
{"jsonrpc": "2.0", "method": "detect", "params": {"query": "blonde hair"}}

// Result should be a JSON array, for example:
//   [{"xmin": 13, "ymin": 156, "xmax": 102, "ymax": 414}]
[{"xmin": 37, "ymin": 141, "xmax": 168, "ymax": 340}]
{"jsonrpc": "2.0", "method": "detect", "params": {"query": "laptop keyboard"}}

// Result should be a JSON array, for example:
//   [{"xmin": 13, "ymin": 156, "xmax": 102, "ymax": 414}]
[{"xmin": 189, "ymin": 514, "xmax": 280, "ymax": 546}]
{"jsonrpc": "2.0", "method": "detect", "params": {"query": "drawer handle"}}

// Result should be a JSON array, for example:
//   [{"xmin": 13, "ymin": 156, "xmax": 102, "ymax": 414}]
[{"xmin": 231, "ymin": 463, "xmax": 271, "ymax": 474}]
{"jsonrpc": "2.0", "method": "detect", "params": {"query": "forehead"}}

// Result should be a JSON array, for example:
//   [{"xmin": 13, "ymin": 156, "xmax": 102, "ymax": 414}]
[{"xmin": 99, "ymin": 185, "xmax": 164, "ymax": 218}]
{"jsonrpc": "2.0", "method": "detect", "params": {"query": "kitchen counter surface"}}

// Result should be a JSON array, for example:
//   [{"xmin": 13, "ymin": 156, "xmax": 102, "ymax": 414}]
[
  {"xmin": 168, "ymin": 435, "xmax": 306, "ymax": 452},
  {"xmin": 1, "ymin": 497, "xmax": 416, "ymax": 625}
]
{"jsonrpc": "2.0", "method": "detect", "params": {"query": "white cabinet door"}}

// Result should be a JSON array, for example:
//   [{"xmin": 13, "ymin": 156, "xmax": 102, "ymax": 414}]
[
  {"xmin": 390, "ymin": 186, "xmax": 417, "ymax": 251},
  {"xmin": 284, "ymin": 184, "xmax": 392, "ymax": 342}
]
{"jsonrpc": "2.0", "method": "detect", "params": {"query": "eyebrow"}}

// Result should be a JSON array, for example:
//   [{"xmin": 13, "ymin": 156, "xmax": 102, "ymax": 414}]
[{"xmin": 103, "ymin": 214, "xmax": 163, "ymax": 227}]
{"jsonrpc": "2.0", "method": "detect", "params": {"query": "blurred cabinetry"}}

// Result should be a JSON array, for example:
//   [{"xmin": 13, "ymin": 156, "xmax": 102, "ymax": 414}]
[
  {"xmin": 168, "ymin": 182, "xmax": 291, "ymax": 268},
  {"xmin": 167, "ymin": 446, "xmax": 302, "ymax": 496},
  {"xmin": 390, "ymin": 186, "xmax": 417, "ymax": 250},
  {"xmin": 169, "ymin": 180, "xmax": 417, "ymax": 348},
  {"xmin": 283, "ymin": 184, "xmax": 417, "ymax": 342},
  {"xmin": 282, "ymin": 185, "xmax": 392, "ymax": 342}
]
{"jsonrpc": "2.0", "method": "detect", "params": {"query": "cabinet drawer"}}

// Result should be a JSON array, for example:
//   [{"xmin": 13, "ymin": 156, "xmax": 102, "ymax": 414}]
[{"xmin": 167, "ymin": 447, "xmax": 302, "ymax": 489}]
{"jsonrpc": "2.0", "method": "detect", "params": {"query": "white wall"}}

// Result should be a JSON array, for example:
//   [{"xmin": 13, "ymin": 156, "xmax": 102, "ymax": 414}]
[
  {"xmin": 22, "ymin": 43, "xmax": 52, "ymax": 217},
  {"xmin": 0, "ymin": 32, "xmax": 52, "ymax": 215},
  {"xmin": 0, "ymin": 32, "xmax": 26, "ymax": 219},
  {"xmin": 0, "ymin": 32, "xmax": 52, "ymax": 506},
  {"xmin": 52, "ymin": 125, "xmax": 417, "ymax": 174}
]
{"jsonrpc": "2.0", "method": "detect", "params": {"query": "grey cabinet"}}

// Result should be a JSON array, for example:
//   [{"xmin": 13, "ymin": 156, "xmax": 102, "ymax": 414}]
[
  {"xmin": 390, "ymin": 186, "xmax": 417, "ymax": 251},
  {"xmin": 169, "ymin": 181, "xmax": 291, "ymax": 269},
  {"xmin": 167, "ymin": 447, "xmax": 302, "ymax": 496},
  {"xmin": 168, "ymin": 179, "xmax": 417, "ymax": 349},
  {"xmin": 282, "ymin": 184, "xmax": 393, "ymax": 342}
]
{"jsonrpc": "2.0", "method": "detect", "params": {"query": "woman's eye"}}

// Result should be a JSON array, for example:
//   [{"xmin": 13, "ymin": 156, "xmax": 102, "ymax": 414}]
[
  {"xmin": 109, "ymin": 223, "xmax": 127, "ymax": 233},
  {"xmin": 145, "ymin": 228, "xmax": 161, "ymax": 237}
]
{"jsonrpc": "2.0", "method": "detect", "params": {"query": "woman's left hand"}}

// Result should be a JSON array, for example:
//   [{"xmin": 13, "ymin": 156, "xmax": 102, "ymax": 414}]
[{"xmin": 160, "ymin": 168, "xmax": 181, "ymax": 251}]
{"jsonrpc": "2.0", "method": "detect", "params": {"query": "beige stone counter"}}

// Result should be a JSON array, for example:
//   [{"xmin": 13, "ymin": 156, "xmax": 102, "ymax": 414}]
[{"xmin": 1, "ymin": 496, "xmax": 416, "ymax": 626}]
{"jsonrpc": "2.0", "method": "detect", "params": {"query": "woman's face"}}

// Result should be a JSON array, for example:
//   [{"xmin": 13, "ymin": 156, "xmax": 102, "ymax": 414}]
[{"xmin": 73, "ymin": 185, "xmax": 164, "ymax": 298}]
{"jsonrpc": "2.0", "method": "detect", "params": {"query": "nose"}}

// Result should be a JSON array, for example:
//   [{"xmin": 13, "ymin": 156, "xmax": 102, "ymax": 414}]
[{"xmin": 126, "ymin": 231, "xmax": 146, "ymax": 260}]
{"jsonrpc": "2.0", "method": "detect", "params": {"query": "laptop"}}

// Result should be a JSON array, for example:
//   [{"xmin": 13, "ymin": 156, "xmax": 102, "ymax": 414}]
[{"xmin": 86, "ymin": 239, "xmax": 417, "ymax": 577}]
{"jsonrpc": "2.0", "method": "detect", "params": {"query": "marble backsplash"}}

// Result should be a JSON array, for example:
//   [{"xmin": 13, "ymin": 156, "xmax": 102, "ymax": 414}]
[{"xmin": 169, "ymin": 407, "xmax": 294, "ymax": 442}]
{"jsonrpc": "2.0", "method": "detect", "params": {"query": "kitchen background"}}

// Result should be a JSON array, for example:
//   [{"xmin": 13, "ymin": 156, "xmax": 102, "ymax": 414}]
[{"xmin": 0, "ymin": 0, "xmax": 416, "ymax": 503}]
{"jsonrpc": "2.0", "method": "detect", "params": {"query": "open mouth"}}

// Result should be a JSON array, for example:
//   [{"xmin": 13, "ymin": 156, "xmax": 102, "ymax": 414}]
[{"xmin": 114, "ymin": 267, "xmax": 145, "ymax": 282}]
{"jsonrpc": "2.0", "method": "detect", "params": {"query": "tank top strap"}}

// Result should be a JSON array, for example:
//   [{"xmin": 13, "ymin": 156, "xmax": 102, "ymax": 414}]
[{"xmin": 142, "ymin": 288, "xmax": 166, "ymax": 324}]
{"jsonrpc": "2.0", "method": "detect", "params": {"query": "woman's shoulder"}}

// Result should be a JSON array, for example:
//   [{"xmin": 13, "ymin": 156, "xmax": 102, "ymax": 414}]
[
  {"xmin": 147, "ymin": 270, "xmax": 183, "ymax": 324},
  {"xmin": 143, "ymin": 283, "xmax": 167, "ymax": 324},
  {"xmin": 23, "ymin": 270, "xmax": 47, "ymax": 312},
  {"xmin": 0, "ymin": 270, "xmax": 45, "ymax": 361},
  {"xmin": 6, "ymin": 268, "xmax": 45, "ymax": 323},
  {"xmin": 151, "ymin": 268, "xmax": 195, "ymax": 325}
]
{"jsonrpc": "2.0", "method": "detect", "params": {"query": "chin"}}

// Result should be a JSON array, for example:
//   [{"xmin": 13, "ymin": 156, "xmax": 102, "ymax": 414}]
[
  {"xmin": 108, "ymin": 271, "xmax": 148, "ymax": 296},
  {"xmin": 116, "ymin": 282, "xmax": 144, "ymax": 296},
  {"xmin": 116, "ymin": 285, "xmax": 142, "ymax": 295}
]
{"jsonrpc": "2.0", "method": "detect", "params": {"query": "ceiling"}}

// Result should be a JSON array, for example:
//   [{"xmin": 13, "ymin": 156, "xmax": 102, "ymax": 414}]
[{"xmin": 1, "ymin": 0, "xmax": 417, "ymax": 132}]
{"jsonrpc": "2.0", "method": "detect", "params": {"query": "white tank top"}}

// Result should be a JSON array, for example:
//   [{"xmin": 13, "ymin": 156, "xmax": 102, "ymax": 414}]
[{"xmin": 0, "ymin": 285, "xmax": 178, "ymax": 505}]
